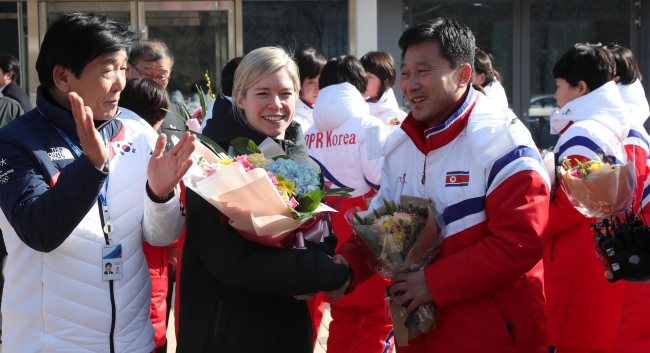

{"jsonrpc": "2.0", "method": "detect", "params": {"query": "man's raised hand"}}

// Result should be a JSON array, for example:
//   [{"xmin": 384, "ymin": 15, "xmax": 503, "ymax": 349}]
[
  {"xmin": 147, "ymin": 132, "xmax": 196, "ymax": 198},
  {"xmin": 69, "ymin": 93, "xmax": 107, "ymax": 170}
]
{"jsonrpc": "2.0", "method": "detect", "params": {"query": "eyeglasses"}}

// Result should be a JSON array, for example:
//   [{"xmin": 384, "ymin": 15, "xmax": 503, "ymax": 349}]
[{"xmin": 130, "ymin": 63, "xmax": 170, "ymax": 83}]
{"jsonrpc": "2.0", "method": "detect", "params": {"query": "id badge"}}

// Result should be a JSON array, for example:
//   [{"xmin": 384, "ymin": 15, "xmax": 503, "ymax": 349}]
[{"xmin": 102, "ymin": 244, "xmax": 123, "ymax": 281}]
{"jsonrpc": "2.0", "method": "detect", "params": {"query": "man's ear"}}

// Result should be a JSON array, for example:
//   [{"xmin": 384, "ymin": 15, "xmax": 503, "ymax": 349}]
[
  {"xmin": 577, "ymin": 80, "xmax": 591, "ymax": 97},
  {"xmin": 126, "ymin": 62, "xmax": 134, "ymax": 78},
  {"xmin": 5, "ymin": 71, "xmax": 14, "ymax": 81},
  {"xmin": 52, "ymin": 65, "xmax": 71, "ymax": 93},
  {"xmin": 457, "ymin": 63, "xmax": 472, "ymax": 87}
]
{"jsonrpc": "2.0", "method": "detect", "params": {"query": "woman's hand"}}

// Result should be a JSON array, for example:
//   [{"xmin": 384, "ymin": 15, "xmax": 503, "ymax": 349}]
[
  {"xmin": 147, "ymin": 132, "xmax": 196, "ymax": 198},
  {"xmin": 69, "ymin": 93, "xmax": 107, "ymax": 169},
  {"xmin": 322, "ymin": 255, "xmax": 350, "ymax": 301}
]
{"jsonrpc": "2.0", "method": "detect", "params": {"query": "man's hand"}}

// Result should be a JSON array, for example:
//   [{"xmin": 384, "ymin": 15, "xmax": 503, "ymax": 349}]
[
  {"xmin": 147, "ymin": 132, "xmax": 196, "ymax": 198},
  {"xmin": 69, "ymin": 93, "xmax": 107, "ymax": 170},
  {"xmin": 389, "ymin": 270, "xmax": 434, "ymax": 314},
  {"xmin": 322, "ymin": 254, "xmax": 350, "ymax": 301}
]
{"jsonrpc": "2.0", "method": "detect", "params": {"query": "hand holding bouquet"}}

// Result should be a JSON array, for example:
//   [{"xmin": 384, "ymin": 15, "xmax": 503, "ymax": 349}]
[
  {"xmin": 349, "ymin": 196, "xmax": 439, "ymax": 347},
  {"xmin": 183, "ymin": 136, "xmax": 353, "ymax": 248},
  {"xmin": 557, "ymin": 155, "xmax": 636, "ymax": 218}
]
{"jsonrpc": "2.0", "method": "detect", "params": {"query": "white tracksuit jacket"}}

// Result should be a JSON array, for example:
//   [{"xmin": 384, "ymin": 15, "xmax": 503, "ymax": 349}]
[
  {"xmin": 293, "ymin": 99, "xmax": 315, "ymax": 133},
  {"xmin": 304, "ymin": 83, "xmax": 394, "ymax": 198},
  {"xmin": 366, "ymin": 88, "xmax": 407, "ymax": 123}
]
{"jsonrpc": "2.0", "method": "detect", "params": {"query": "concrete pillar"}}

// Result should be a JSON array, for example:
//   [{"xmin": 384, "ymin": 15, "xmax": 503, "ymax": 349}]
[{"xmin": 351, "ymin": 0, "xmax": 378, "ymax": 58}]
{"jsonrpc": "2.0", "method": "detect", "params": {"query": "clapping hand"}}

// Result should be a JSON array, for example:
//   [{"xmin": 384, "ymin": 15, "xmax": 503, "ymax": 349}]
[
  {"xmin": 389, "ymin": 270, "xmax": 434, "ymax": 314},
  {"xmin": 322, "ymin": 255, "xmax": 350, "ymax": 301},
  {"xmin": 69, "ymin": 93, "xmax": 108, "ymax": 170},
  {"xmin": 147, "ymin": 132, "xmax": 196, "ymax": 198}
]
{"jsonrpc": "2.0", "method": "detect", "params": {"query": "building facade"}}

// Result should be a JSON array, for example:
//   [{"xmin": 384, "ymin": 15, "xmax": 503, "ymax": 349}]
[{"xmin": 0, "ymin": 0, "xmax": 648, "ymax": 148}]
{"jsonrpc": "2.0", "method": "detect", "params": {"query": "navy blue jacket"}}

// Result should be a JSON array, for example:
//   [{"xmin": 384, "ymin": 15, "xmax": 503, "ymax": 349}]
[
  {"xmin": 2, "ymin": 81, "xmax": 33, "ymax": 112},
  {"xmin": 0, "ymin": 86, "xmax": 120, "ymax": 252}
]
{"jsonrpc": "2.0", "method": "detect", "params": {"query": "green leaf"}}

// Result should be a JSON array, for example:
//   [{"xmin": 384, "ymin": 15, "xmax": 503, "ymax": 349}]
[
  {"xmin": 272, "ymin": 155, "xmax": 290, "ymax": 161},
  {"xmin": 180, "ymin": 102, "xmax": 193, "ymax": 121},
  {"xmin": 288, "ymin": 206, "xmax": 320, "ymax": 220},
  {"xmin": 161, "ymin": 108, "xmax": 187, "ymax": 122},
  {"xmin": 322, "ymin": 188, "xmax": 354, "ymax": 198},
  {"xmin": 230, "ymin": 137, "xmax": 261, "ymax": 155},
  {"xmin": 196, "ymin": 84, "xmax": 207, "ymax": 120},
  {"xmin": 296, "ymin": 189, "xmax": 324, "ymax": 213},
  {"xmin": 319, "ymin": 172, "xmax": 325, "ymax": 189},
  {"xmin": 165, "ymin": 128, "xmax": 231, "ymax": 157}
]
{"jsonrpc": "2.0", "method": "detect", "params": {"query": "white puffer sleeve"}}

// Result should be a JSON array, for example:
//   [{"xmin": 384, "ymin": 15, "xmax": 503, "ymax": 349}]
[{"xmin": 142, "ymin": 184, "xmax": 185, "ymax": 246}]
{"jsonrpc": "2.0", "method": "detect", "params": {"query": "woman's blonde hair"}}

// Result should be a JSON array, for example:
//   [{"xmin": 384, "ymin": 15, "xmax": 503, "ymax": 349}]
[{"xmin": 233, "ymin": 46, "xmax": 301, "ymax": 116}]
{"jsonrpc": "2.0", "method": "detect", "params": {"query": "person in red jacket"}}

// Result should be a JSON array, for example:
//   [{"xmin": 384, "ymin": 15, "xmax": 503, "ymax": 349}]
[{"xmin": 324, "ymin": 18, "xmax": 550, "ymax": 352}]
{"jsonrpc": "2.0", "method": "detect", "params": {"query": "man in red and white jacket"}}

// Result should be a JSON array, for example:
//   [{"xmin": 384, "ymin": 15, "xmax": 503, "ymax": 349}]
[{"xmin": 326, "ymin": 18, "xmax": 550, "ymax": 352}]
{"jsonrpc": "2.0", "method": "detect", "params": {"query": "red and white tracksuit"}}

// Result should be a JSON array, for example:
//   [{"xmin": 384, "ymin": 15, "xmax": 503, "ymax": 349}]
[
  {"xmin": 615, "ymin": 79, "xmax": 650, "ymax": 353},
  {"xmin": 339, "ymin": 86, "xmax": 551, "ymax": 352},
  {"xmin": 545, "ymin": 81, "xmax": 634, "ymax": 351},
  {"xmin": 305, "ymin": 82, "xmax": 396, "ymax": 353}
]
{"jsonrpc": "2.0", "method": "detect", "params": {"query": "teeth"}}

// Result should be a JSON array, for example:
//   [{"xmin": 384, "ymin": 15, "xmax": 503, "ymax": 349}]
[
  {"xmin": 263, "ymin": 116, "xmax": 283, "ymax": 121},
  {"xmin": 412, "ymin": 97, "xmax": 425, "ymax": 103}
]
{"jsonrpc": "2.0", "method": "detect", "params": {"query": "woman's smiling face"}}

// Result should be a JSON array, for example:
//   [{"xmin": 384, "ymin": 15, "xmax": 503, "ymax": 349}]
[{"xmin": 237, "ymin": 67, "xmax": 297, "ymax": 139}]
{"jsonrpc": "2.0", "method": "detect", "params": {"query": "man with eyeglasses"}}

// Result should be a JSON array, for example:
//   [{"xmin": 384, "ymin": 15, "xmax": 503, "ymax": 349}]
[{"xmin": 127, "ymin": 40, "xmax": 185, "ymax": 154}]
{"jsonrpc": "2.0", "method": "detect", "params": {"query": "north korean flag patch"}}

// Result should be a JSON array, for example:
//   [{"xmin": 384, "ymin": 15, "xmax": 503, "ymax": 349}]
[{"xmin": 445, "ymin": 171, "xmax": 469, "ymax": 187}]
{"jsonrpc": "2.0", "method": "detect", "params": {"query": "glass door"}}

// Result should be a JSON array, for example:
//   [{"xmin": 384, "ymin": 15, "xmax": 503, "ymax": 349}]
[
  {"xmin": 44, "ymin": 2, "xmax": 131, "ymax": 30},
  {"xmin": 144, "ymin": 1, "xmax": 231, "ymax": 107}
]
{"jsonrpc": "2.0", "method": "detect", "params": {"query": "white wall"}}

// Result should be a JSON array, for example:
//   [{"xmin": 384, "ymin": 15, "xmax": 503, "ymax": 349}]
[{"xmin": 353, "ymin": 0, "xmax": 378, "ymax": 57}]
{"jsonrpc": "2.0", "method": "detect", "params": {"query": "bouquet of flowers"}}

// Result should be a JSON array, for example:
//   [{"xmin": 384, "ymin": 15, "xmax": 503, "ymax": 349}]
[
  {"xmin": 386, "ymin": 116, "xmax": 401, "ymax": 126},
  {"xmin": 556, "ymin": 155, "xmax": 636, "ymax": 218},
  {"xmin": 184, "ymin": 136, "xmax": 353, "ymax": 248},
  {"xmin": 349, "ymin": 196, "xmax": 439, "ymax": 347}
]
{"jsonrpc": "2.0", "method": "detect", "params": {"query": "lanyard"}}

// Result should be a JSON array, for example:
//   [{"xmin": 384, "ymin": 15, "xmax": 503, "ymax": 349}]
[{"xmin": 39, "ymin": 108, "xmax": 114, "ymax": 240}]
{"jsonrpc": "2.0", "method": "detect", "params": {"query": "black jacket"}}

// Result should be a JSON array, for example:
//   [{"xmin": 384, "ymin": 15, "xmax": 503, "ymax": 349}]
[
  {"xmin": 2, "ymin": 81, "xmax": 32, "ymax": 112},
  {"xmin": 176, "ymin": 108, "xmax": 349, "ymax": 353},
  {"xmin": 0, "ymin": 92, "xmax": 23, "ymax": 129}
]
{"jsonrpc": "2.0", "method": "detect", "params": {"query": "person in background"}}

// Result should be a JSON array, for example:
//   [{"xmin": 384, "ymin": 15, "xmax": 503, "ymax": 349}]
[
  {"xmin": 0, "ymin": 12, "xmax": 192, "ymax": 352},
  {"xmin": 0, "ymin": 91, "xmax": 23, "ymax": 128},
  {"xmin": 176, "ymin": 46, "xmax": 350, "ymax": 353},
  {"xmin": 0, "ymin": 54, "xmax": 32, "ymax": 112},
  {"xmin": 473, "ymin": 49, "xmax": 508, "ymax": 108},
  {"xmin": 545, "ymin": 44, "xmax": 632, "ymax": 353},
  {"xmin": 328, "ymin": 18, "xmax": 550, "ymax": 352},
  {"xmin": 293, "ymin": 46, "xmax": 326, "ymax": 133},
  {"xmin": 360, "ymin": 51, "xmax": 407, "ymax": 123},
  {"xmin": 127, "ymin": 40, "xmax": 185, "ymax": 153},
  {"xmin": 118, "ymin": 77, "xmax": 173, "ymax": 353},
  {"xmin": 201, "ymin": 56, "xmax": 244, "ymax": 133},
  {"xmin": 601, "ymin": 43, "xmax": 650, "ymax": 353},
  {"xmin": 304, "ymin": 55, "xmax": 394, "ymax": 353}
]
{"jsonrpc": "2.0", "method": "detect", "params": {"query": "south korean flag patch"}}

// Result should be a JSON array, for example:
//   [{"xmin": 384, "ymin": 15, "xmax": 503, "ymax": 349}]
[{"xmin": 112, "ymin": 141, "xmax": 139, "ymax": 156}]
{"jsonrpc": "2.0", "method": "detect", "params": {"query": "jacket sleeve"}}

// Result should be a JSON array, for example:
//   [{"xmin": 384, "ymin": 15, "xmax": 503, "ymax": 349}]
[
  {"xmin": 142, "ymin": 184, "xmax": 185, "ymax": 246},
  {"xmin": 185, "ymin": 189, "xmax": 350, "ymax": 296},
  {"xmin": 0, "ymin": 137, "xmax": 107, "ymax": 252},
  {"xmin": 424, "ymin": 170, "xmax": 549, "ymax": 307}
]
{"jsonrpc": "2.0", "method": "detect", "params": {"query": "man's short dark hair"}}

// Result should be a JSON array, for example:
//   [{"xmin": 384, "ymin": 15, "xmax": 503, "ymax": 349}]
[
  {"xmin": 295, "ymin": 46, "xmax": 326, "ymax": 84},
  {"xmin": 553, "ymin": 44, "xmax": 615, "ymax": 91},
  {"xmin": 221, "ymin": 57, "xmax": 243, "ymax": 97},
  {"xmin": 36, "ymin": 12, "xmax": 137, "ymax": 88},
  {"xmin": 119, "ymin": 78, "xmax": 170, "ymax": 127},
  {"xmin": 603, "ymin": 42, "xmax": 641, "ymax": 86},
  {"xmin": 319, "ymin": 55, "xmax": 368, "ymax": 94},
  {"xmin": 129, "ymin": 40, "xmax": 174, "ymax": 67},
  {"xmin": 105, "ymin": 263, "xmax": 112, "ymax": 268},
  {"xmin": 398, "ymin": 18, "xmax": 475, "ymax": 76},
  {"xmin": 360, "ymin": 51, "xmax": 397, "ymax": 98},
  {"xmin": 0, "ymin": 54, "xmax": 20, "ymax": 82}
]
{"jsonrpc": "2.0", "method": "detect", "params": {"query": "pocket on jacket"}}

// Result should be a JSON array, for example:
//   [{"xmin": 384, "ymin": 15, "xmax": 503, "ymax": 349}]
[{"xmin": 488, "ymin": 292, "xmax": 515, "ymax": 345}]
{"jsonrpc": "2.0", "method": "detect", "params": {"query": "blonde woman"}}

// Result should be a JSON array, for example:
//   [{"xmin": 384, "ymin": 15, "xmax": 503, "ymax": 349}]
[{"xmin": 176, "ymin": 47, "xmax": 350, "ymax": 353}]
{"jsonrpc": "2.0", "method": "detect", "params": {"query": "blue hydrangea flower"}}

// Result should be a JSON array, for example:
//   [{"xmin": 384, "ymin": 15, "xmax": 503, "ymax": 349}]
[{"xmin": 268, "ymin": 158, "xmax": 321, "ymax": 198}]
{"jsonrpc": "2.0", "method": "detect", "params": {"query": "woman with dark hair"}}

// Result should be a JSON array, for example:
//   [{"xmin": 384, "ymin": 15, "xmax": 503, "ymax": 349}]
[
  {"xmin": 119, "ymin": 78, "xmax": 169, "ymax": 130},
  {"xmin": 473, "ymin": 49, "xmax": 508, "ymax": 108},
  {"xmin": 360, "ymin": 51, "xmax": 407, "ymax": 123},
  {"xmin": 293, "ymin": 46, "xmax": 326, "ymax": 132},
  {"xmin": 545, "ymin": 44, "xmax": 634, "ymax": 353},
  {"xmin": 604, "ymin": 43, "xmax": 649, "ymax": 123},
  {"xmin": 304, "ymin": 55, "xmax": 394, "ymax": 353}
]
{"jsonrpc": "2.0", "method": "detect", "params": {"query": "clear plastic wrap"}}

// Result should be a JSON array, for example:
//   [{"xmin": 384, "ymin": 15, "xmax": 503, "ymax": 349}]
[
  {"xmin": 556, "ymin": 156, "xmax": 636, "ymax": 218},
  {"xmin": 348, "ymin": 196, "xmax": 440, "ymax": 347}
]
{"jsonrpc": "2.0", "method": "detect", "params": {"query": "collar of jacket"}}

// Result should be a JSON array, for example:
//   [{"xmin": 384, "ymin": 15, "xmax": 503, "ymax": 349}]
[
  {"xmin": 401, "ymin": 85, "xmax": 478, "ymax": 154},
  {"xmin": 36, "ymin": 85, "xmax": 122, "ymax": 142}
]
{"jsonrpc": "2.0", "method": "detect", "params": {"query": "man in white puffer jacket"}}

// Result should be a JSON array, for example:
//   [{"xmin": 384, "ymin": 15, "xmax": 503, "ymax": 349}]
[{"xmin": 0, "ymin": 13, "xmax": 194, "ymax": 353}]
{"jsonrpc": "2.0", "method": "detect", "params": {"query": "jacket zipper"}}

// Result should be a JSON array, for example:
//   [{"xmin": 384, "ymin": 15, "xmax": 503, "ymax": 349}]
[
  {"xmin": 549, "ymin": 235, "xmax": 557, "ymax": 262},
  {"xmin": 421, "ymin": 156, "xmax": 427, "ymax": 185},
  {"xmin": 97, "ymin": 198, "xmax": 116, "ymax": 353}
]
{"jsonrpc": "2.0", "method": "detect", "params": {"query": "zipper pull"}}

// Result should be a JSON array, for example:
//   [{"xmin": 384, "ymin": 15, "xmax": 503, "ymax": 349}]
[{"xmin": 421, "ymin": 157, "xmax": 427, "ymax": 185}]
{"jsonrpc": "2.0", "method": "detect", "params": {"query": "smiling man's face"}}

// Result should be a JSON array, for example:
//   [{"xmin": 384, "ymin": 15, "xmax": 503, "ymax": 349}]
[{"xmin": 400, "ymin": 40, "xmax": 469, "ymax": 127}]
